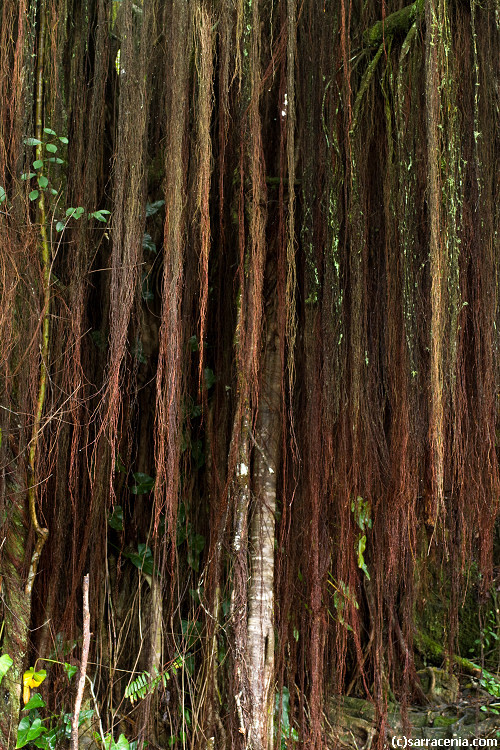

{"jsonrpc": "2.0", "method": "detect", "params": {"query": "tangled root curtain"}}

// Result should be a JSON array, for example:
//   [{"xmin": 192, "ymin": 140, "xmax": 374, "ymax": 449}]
[{"xmin": 0, "ymin": 0, "xmax": 499, "ymax": 747}]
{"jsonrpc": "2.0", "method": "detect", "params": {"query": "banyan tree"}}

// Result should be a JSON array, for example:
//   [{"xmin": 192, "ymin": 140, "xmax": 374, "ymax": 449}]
[{"xmin": 0, "ymin": 0, "xmax": 499, "ymax": 747}]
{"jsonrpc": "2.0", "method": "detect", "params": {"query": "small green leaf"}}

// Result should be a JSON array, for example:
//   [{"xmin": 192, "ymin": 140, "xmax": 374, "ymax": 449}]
[
  {"xmin": 56, "ymin": 221, "xmax": 65, "ymax": 232},
  {"xmin": 145, "ymin": 200, "xmax": 165, "ymax": 217},
  {"xmin": 125, "ymin": 544, "xmax": 154, "ymax": 576},
  {"xmin": 115, "ymin": 454, "xmax": 127, "ymax": 474},
  {"xmin": 66, "ymin": 207, "xmax": 76, "ymax": 216},
  {"xmin": 142, "ymin": 233, "xmax": 156, "ymax": 253},
  {"xmin": 33, "ymin": 159, "xmax": 44, "ymax": 169},
  {"xmin": 43, "ymin": 128, "xmax": 56, "ymax": 135},
  {"xmin": 74, "ymin": 206, "xmax": 85, "ymax": 219},
  {"xmin": 64, "ymin": 662, "xmax": 78, "ymax": 681},
  {"xmin": 357, "ymin": 535, "xmax": 366, "ymax": 567},
  {"xmin": 22, "ymin": 693, "xmax": 46, "ymax": 710},
  {"xmin": 0, "ymin": 186, "xmax": 6, "ymax": 203},
  {"xmin": 58, "ymin": 136, "xmax": 69, "ymax": 144},
  {"xmin": 115, "ymin": 734, "xmax": 130, "ymax": 750},
  {"xmin": 130, "ymin": 472, "xmax": 155, "ymax": 495},
  {"xmin": 29, "ymin": 189, "xmax": 39, "ymax": 201},
  {"xmin": 108, "ymin": 506, "xmax": 124, "ymax": 532},
  {"xmin": 24, "ymin": 137, "xmax": 42, "ymax": 146},
  {"xmin": 0, "ymin": 653, "xmax": 13, "ymax": 684},
  {"xmin": 89, "ymin": 210, "xmax": 109, "ymax": 223},
  {"xmin": 45, "ymin": 143, "xmax": 58, "ymax": 153},
  {"xmin": 37, "ymin": 175, "xmax": 49, "ymax": 189},
  {"xmin": 50, "ymin": 189, "xmax": 58, "ymax": 195},
  {"xmin": 21, "ymin": 172, "xmax": 36, "ymax": 181},
  {"xmin": 47, "ymin": 157, "xmax": 64, "ymax": 164},
  {"xmin": 204, "ymin": 368, "xmax": 216, "ymax": 390}
]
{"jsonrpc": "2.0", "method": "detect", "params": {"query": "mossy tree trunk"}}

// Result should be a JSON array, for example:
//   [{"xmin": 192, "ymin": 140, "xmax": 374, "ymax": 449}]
[{"xmin": 0, "ymin": 443, "xmax": 30, "ymax": 748}]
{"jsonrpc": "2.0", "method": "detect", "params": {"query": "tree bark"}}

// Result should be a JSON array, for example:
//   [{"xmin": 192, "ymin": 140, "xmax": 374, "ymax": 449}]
[
  {"xmin": 0, "ymin": 442, "xmax": 30, "ymax": 749},
  {"xmin": 246, "ymin": 322, "xmax": 280, "ymax": 750}
]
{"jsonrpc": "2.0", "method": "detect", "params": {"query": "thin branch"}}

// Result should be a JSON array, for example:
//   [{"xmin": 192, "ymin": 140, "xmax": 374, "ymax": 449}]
[{"xmin": 71, "ymin": 574, "xmax": 91, "ymax": 750}]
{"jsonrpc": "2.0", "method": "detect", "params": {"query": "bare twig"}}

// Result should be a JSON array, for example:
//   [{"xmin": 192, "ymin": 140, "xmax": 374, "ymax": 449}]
[{"xmin": 71, "ymin": 574, "xmax": 91, "ymax": 750}]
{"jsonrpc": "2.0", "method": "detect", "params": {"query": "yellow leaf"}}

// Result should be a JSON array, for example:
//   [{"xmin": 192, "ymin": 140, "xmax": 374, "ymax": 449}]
[{"xmin": 23, "ymin": 685, "xmax": 30, "ymax": 705}]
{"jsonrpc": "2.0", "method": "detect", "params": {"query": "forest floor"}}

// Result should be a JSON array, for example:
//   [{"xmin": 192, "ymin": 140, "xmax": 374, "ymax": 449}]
[{"xmin": 327, "ymin": 670, "xmax": 500, "ymax": 748}]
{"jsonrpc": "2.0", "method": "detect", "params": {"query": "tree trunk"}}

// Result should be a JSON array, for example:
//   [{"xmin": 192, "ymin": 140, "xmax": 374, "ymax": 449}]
[
  {"xmin": 0, "ymin": 441, "xmax": 30, "ymax": 748},
  {"xmin": 246, "ymin": 322, "xmax": 280, "ymax": 750}
]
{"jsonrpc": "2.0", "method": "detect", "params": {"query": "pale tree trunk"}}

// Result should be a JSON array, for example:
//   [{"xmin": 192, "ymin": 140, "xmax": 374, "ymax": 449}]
[{"xmin": 246, "ymin": 321, "xmax": 280, "ymax": 750}]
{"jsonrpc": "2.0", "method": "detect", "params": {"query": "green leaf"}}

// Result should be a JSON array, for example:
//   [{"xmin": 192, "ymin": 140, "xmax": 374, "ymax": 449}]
[
  {"xmin": 56, "ymin": 221, "xmax": 65, "ymax": 232},
  {"xmin": 22, "ymin": 693, "xmax": 46, "ymax": 710},
  {"xmin": 145, "ymin": 200, "xmax": 165, "ymax": 217},
  {"xmin": 21, "ymin": 172, "xmax": 36, "ymax": 180},
  {"xmin": 64, "ymin": 662, "xmax": 78, "ymax": 681},
  {"xmin": 47, "ymin": 157, "xmax": 64, "ymax": 164},
  {"xmin": 29, "ymin": 189, "xmax": 39, "ymax": 201},
  {"xmin": 0, "ymin": 653, "xmax": 13, "ymax": 684},
  {"xmin": 25, "ymin": 667, "xmax": 47, "ymax": 685},
  {"xmin": 126, "ymin": 544, "xmax": 154, "ymax": 577},
  {"xmin": 142, "ymin": 233, "xmax": 156, "ymax": 253},
  {"xmin": 45, "ymin": 143, "xmax": 58, "ymax": 153},
  {"xmin": 130, "ymin": 472, "xmax": 155, "ymax": 495},
  {"xmin": 50, "ymin": 189, "xmax": 58, "ymax": 196},
  {"xmin": 89, "ymin": 210, "xmax": 110, "ymax": 223},
  {"xmin": 16, "ymin": 717, "xmax": 31, "ymax": 748},
  {"xmin": 33, "ymin": 160, "xmax": 44, "ymax": 169},
  {"xmin": 115, "ymin": 453, "xmax": 127, "ymax": 474},
  {"xmin": 108, "ymin": 505, "xmax": 124, "ymax": 531},
  {"xmin": 115, "ymin": 734, "xmax": 130, "ymax": 750},
  {"xmin": 24, "ymin": 137, "xmax": 42, "ymax": 146},
  {"xmin": 43, "ymin": 128, "xmax": 56, "ymax": 136},
  {"xmin": 27, "ymin": 718, "xmax": 47, "ymax": 742},
  {"xmin": 16, "ymin": 716, "xmax": 47, "ymax": 748},
  {"xmin": 0, "ymin": 186, "xmax": 6, "ymax": 203},
  {"xmin": 58, "ymin": 136, "xmax": 69, "ymax": 144},
  {"xmin": 203, "ymin": 368, "xmax": 216, "ymax": 390},
  {"xmin": 37, "ymin": 175, "xmax": 49, "ymax": 189}
]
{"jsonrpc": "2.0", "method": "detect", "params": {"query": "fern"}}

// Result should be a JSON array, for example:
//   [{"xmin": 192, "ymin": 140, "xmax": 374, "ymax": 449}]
[{"xmin": 124, "ymin": 659, "xmax": 182, "ymax": 704}]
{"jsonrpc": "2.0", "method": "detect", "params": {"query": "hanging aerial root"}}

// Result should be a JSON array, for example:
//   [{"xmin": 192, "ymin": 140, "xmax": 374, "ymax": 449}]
[{"xmin": 27, "ymin": 0, "xmax": 50, "ymax": 596}]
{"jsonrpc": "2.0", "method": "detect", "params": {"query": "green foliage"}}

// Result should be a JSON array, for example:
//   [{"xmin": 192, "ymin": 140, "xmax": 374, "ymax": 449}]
[
  {"xmin": 351, "ymin": 496, "xmax": 372, "ymax": 579},
  {"xmin": 108, "ymin": 505, "xmax": 124, "ymax": 531},
  {"xmin": 100, "ymin": 734, "xmax": 135, "ymax": 750},
  {"xmin": 88, "ymin": 209, "xmax": 111, "ymax": 223},
  {"xmin": 18, "ymin": 129, "xmax": 110, "ymax": 232},
  {"xmin": 479, "ymin": 672, "xmax": 500, "ymax": 699},
  {"xmin": 16, "ymin": 715, "xmax": 47, "ymax": 748},
  {"xmin": 473, "ymin": 609, "xmax": 499, "ymax": 661},
  {"xmin": 63, "ymin": 662, "xmax": 78, "ymax": 682},
  {"xmin": 124, "ymin": 660, "xmax": 182, "ymax": 704},
  {"xmin": 274, "ymin": 688, "xmax": 298, "ymax": 749},
  {"xmin": 0, "ymin": 653, "xmax": 13, "ymax": 685},
  {"xmin": 16, "ymin": 691, "xmax": 94, "ymax": 749},
  {"xmin": 142, "ymin": 233, "xmax": 156, "ymax": 253},
  {"xmin": 176, "ymin": 502, "xmax": 205, "ymax": 571},
  {"xmin": 145, "ymin": 200, "xmax": 165, "ymax": 217},
  {"xmin": 130, "ymin": 472, "xmax": 154, "ymax": 495},
  {"xmin": 327, "ymin": 576, "xmax": 359, "ymax": 631},
  {"xmin": 125, "ymin": 543, "xmax": 154, "ymax": 577}
]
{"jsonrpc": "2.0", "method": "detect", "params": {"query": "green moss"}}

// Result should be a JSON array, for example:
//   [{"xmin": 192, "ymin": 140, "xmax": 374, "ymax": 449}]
[
  {"xmin": 363, "ymin": 0, "xmax": 424, "ymax": 48},
  {"xmin": 433, "ymin": 716, "xmax": 457, "ymax": 727}
]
